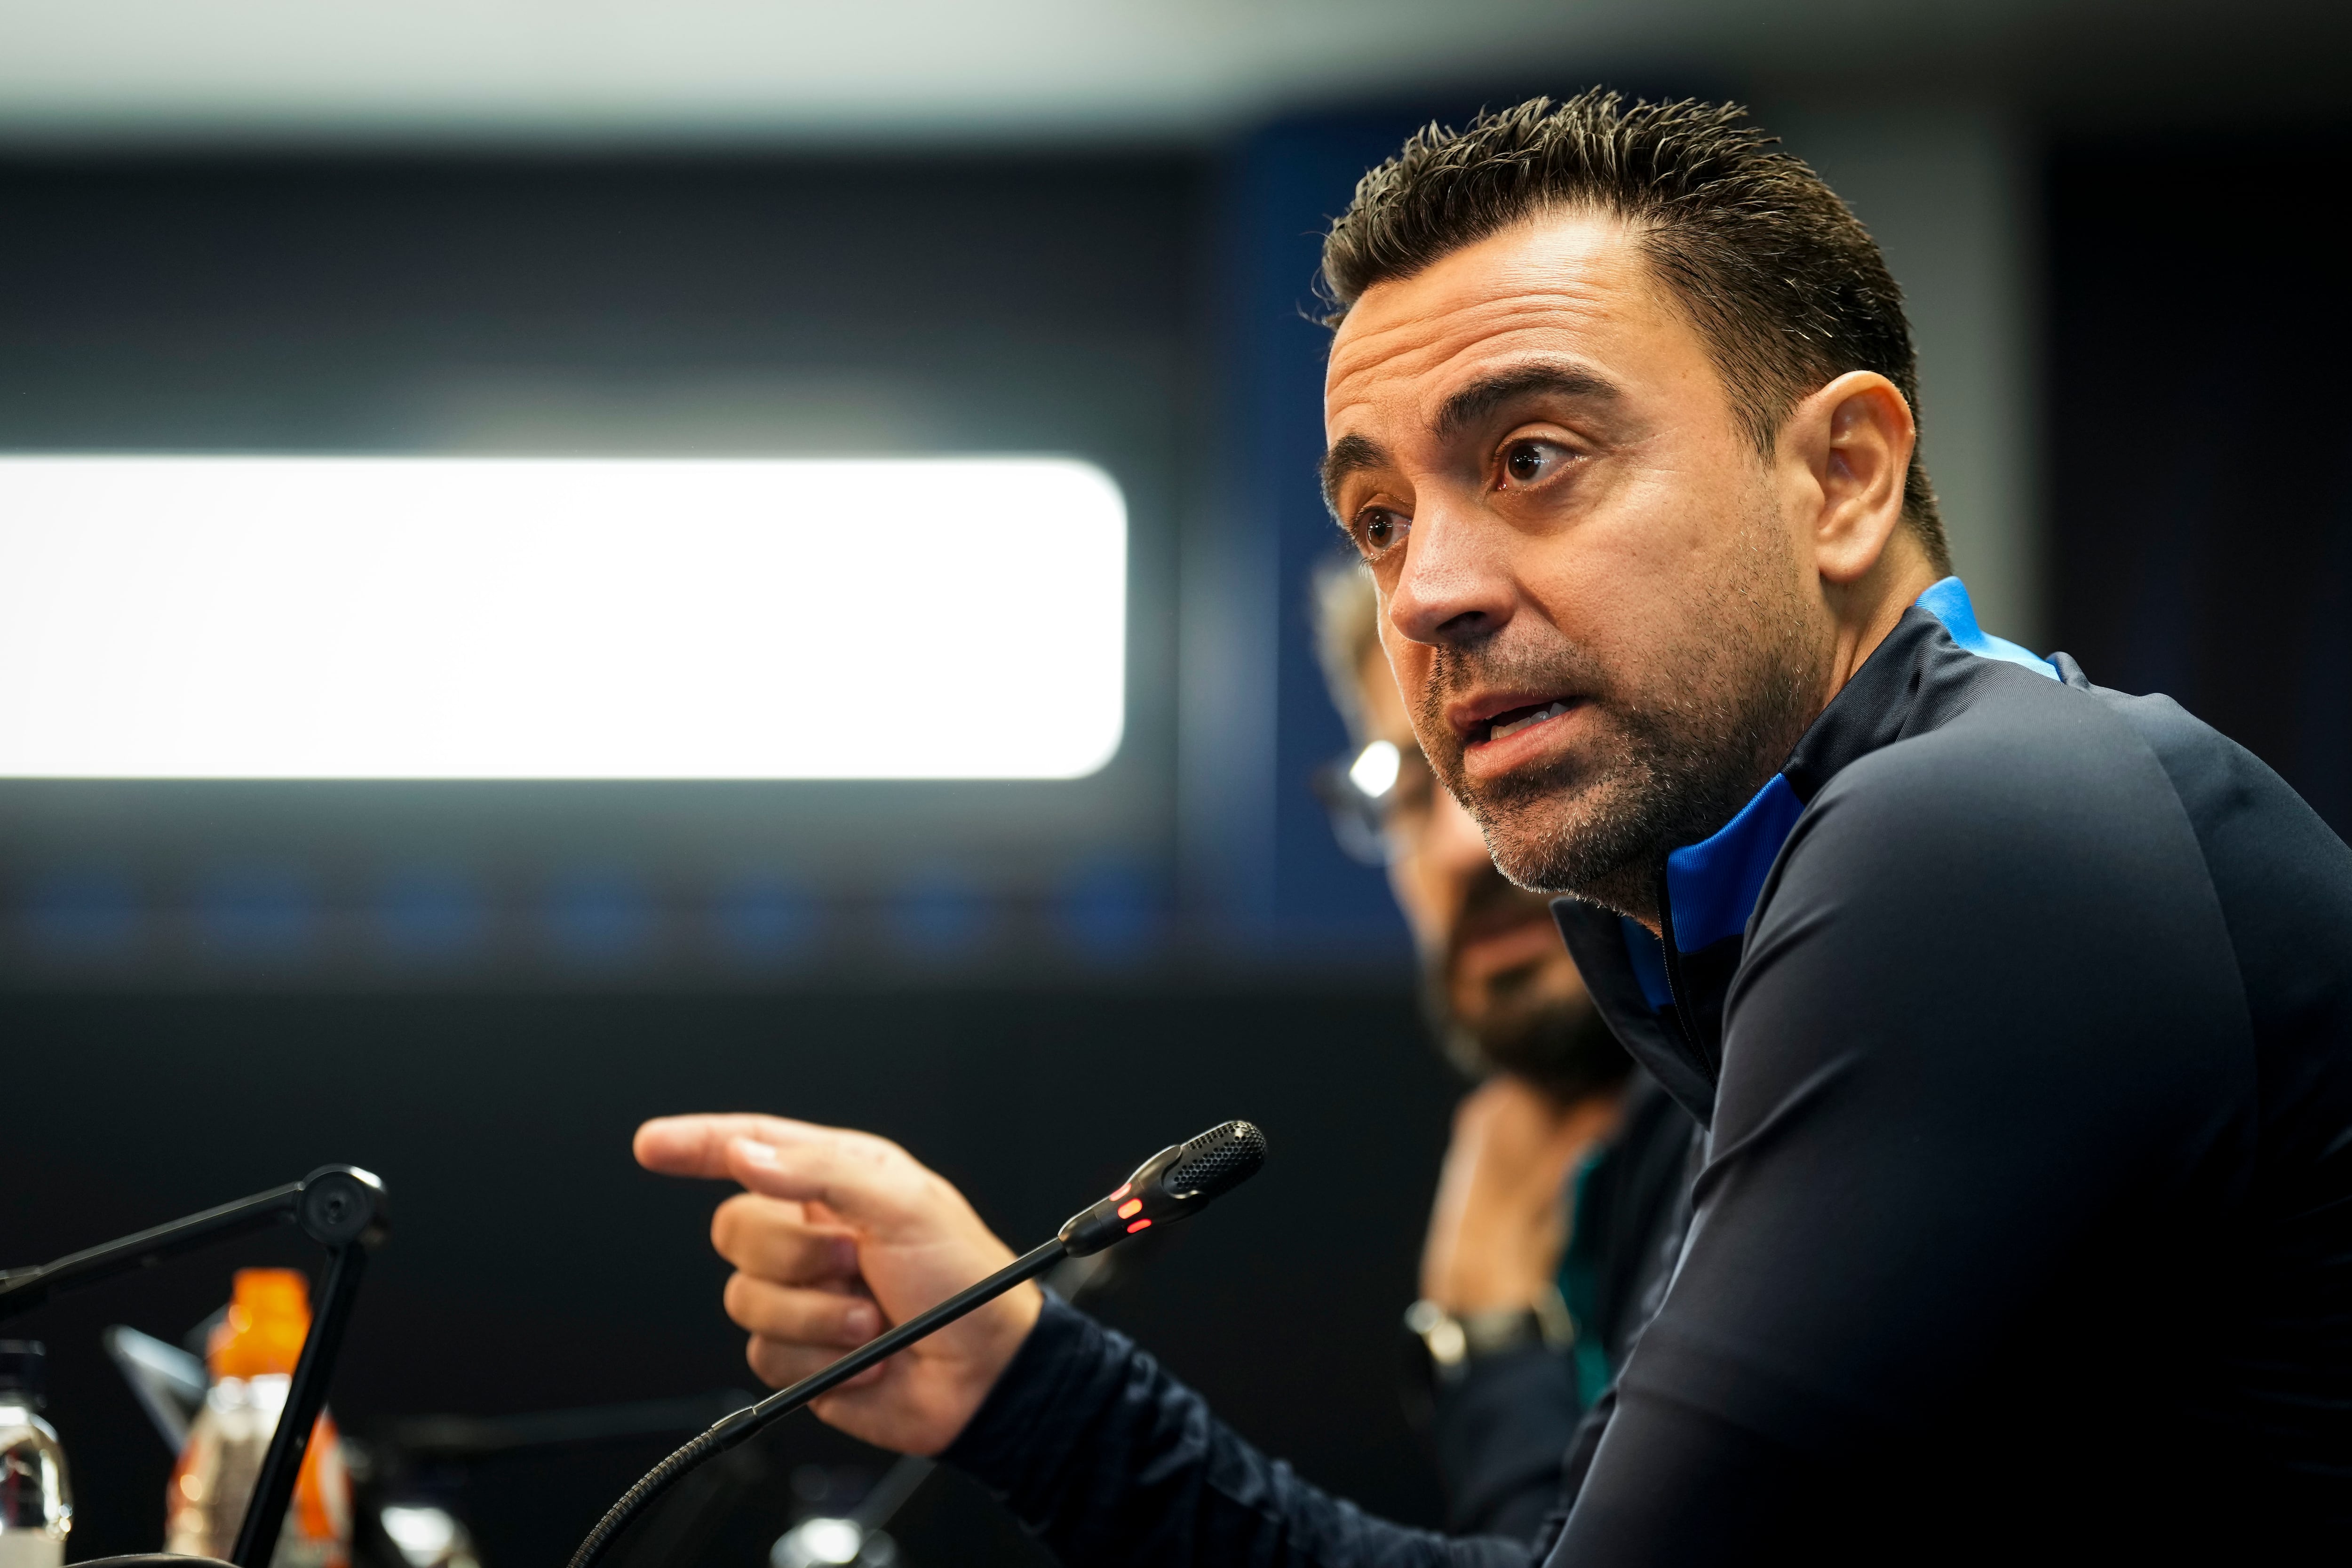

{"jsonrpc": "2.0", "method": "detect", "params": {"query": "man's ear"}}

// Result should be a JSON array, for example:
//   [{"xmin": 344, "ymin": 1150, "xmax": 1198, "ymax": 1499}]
[{"xmin": 1785, "ymin": 370, "xmax": 1915, "ymax": 586}]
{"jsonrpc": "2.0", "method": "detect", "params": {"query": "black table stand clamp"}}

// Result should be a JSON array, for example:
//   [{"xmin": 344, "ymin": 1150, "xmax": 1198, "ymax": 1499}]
[{"xmin": 0, "ymin": 1165, "xmax": 390, "ymax": 1568}]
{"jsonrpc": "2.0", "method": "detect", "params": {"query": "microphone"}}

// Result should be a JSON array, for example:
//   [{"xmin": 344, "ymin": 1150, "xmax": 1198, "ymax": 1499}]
[
  {"xmin": 1058, "ymin": 1118, "xmax": 1270, "ymax": 1255},
  {"xmin": 566, "ymin": 1120, "xmax": 1267, "ymax": 1568}
]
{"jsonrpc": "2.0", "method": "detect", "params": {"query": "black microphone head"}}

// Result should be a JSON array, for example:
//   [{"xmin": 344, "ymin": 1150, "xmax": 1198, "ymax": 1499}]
[
  {"xmin": 1160, "ymin": 1120, "xmax": 1268, "ymax": 1202},
  {"xmin": 1059, "ymin": 1120, "xmax": 1268, "ymax": 1257}
]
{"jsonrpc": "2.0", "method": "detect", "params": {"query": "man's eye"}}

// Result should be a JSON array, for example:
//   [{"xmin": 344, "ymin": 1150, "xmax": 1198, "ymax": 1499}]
[
  {"xmin": 1501, "ymin": 439, "xmax": 1571, "ymax": 487},
  {"xmin": 1357, "ymin": 508, "xmax": 1407, "ymax": 552}
]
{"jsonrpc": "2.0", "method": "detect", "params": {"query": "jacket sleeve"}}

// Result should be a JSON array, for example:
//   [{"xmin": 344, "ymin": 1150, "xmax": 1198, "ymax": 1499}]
[
  {"xmin": 1430, "ymin": 1344, "xmax": 1582, "ymax": 1541},
  {"xmin": 943, "ymin": 1292, "xmax": 1539, "ymax": 1568}
]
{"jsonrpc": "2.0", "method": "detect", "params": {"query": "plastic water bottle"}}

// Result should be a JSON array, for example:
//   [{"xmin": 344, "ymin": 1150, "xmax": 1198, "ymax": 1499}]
[
  {"xmin": 166, "ymin": 1270, "xmax": 351, "ymax": 1568},
  {"xmin": 0, "ymin": 1340, "xmax": 72, "ymax": 1568}
]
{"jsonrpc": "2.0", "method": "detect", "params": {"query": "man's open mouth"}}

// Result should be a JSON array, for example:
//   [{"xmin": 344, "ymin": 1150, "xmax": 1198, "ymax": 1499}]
[{"xmin": 1481, "ymin": 699, "xmax": 1573, "ymax": 743}]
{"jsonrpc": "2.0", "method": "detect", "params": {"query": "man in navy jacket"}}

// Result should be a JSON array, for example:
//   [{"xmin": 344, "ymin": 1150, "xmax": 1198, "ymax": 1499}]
[{"xmin": 638, "ymin": 92, "xmax": 2352, "ymax": 1559}]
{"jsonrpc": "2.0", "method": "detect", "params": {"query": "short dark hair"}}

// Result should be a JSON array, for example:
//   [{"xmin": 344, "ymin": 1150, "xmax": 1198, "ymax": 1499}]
[{"xmin": 1321, "ymin": 91, "xmax": 1950, "ymax": 571}]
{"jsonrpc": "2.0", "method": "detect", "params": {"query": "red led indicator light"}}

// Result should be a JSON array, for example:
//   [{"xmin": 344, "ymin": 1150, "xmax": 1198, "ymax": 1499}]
[
  {"xmin": 1117, "ymin": 1198, "xmax": 1143, "ymax": 1219},
  {"xmin": 1126, "ymin": 1218, "xmax": 1153, "ymax": 1234},
  {"xmin": 1110, "ymin": 1183, "xmax": 1132, "ymax": 1202}
]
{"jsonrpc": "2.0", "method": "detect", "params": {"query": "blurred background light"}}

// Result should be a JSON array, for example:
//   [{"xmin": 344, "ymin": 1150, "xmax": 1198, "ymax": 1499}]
[
  {"xmin": 0, "ymin": 455, "xmax": 1127, "ymax": 781},
  {"xmin": 541, "ymin": 866, "xmax": 654, "ymax": 962},
  {"xmin": 373, "ymin": 868, "xmax": 490, "ymax": 960},
  {"xmin": 0, "ymin": 0, "xmax": 2338, "ymax": 147},
  {"xmin": 890, "ymin": 874, "xmax": 991, "ymax": 958},
  {"xmin": 17, "ymin": 868, "xmax": 142, "ymax": 958},
  {"xmin": 714, "ymin": 874, "xmax": 820, "ymax": 962},
  {"xmin": 193, "ymin": 865, "xmax": 316, "ymax": 958},
  {"xmin": 1057, "ymin": 860, "xmax": 1163, "ymax": 963}
]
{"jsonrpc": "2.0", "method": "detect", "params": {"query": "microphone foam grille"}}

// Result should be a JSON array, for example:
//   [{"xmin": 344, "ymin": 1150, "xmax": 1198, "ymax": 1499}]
[{"xmin": 1166, "ymin": 1120, "xmax": 1268, "ymax": 1196}]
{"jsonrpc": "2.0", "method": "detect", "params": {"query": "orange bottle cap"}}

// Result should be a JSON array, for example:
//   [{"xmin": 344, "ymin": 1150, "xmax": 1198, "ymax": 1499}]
[{"xmin": 209, "ymin": 1267, "xmax": 313, "ymax": 1379}]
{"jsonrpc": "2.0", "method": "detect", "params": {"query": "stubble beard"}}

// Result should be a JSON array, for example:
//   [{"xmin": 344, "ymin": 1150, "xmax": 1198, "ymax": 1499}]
[{"xmin": 1415, "ymin": 519, "xmax": 1830, "ymax": 923}]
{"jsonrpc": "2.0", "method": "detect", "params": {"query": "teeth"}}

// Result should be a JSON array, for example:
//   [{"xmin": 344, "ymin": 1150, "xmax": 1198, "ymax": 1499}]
[
  {"xmin": 1490, "ymin": 700, "xmax": 1569, "ymax": 742},
  {"xmin": 1496, "ymin": 700, "xmax": 1571, "ymax": 748}
]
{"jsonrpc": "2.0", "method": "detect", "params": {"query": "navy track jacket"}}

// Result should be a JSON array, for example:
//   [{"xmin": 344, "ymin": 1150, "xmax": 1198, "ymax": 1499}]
[{"xmin": 944, "ymin": 581, "xmax": 2352, "ymax": 1561}]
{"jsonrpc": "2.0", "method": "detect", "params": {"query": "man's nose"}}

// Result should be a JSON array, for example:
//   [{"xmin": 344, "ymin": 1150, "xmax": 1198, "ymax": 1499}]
[{"xmin": 1386, "ymin": 502, "xmax": 1514, "ymax": 647}]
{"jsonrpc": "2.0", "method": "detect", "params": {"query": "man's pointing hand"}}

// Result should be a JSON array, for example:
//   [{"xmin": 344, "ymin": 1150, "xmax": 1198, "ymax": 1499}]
[{"xmin": 635, "ymin": 1113, "xmax": 1042, "ymax": 1456}]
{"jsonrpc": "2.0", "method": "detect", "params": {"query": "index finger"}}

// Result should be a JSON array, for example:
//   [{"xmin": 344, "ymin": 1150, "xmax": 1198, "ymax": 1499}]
[{"xmin": 635, "ymin": 1113, "xmax": 834, "ymax": 1178}]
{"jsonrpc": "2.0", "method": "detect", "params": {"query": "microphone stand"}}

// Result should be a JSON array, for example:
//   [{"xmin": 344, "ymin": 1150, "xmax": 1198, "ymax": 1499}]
[{"xmin": 0, "ymin": 1166, "xmax": 390, "ymax": 1568}]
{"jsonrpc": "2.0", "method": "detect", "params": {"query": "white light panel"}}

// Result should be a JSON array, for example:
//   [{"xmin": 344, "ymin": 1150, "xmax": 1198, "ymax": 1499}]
[{"xmin": 0, "ymin": 455, "xmax": 1128, "ymax": 780}]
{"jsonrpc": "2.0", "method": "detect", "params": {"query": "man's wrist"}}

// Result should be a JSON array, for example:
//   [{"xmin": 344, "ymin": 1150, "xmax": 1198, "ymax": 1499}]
[{"xmin": 941, "ymin": 1289, "xmax": 1092, "ymax": 1483}]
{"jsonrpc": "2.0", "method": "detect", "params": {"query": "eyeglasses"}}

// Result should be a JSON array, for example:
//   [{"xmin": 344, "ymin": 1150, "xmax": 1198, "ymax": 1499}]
[{"xmin": 1312, "ymin": 739, "xmax": 1439, "ymax": 866}]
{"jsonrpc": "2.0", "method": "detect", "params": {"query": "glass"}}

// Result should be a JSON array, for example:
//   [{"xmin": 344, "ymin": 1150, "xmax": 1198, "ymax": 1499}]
[
  {"xmin": 1312, "ymin": 740, "xmax": 1439, "ymax": 865},
  {"xmin": 0, "ymin": 1362, "xmax": 70, "ymax": 1568}
]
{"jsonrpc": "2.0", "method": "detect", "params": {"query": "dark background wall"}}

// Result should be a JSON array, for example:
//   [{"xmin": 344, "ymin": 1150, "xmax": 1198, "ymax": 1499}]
[{"xmin": 2047, "ymin": 129, "xmax": 2352, "ymax": 839}]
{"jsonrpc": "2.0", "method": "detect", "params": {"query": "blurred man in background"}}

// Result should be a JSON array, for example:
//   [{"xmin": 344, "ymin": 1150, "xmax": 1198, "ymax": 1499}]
[{"xmin": 1311, "ymin": 560, "xmax": 1693, "ymax": 1540}]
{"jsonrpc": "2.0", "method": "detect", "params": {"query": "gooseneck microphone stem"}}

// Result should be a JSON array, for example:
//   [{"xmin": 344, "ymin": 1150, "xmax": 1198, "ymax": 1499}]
[
  {"xmin": 563, "ymin": 1238, "xmax": 1068, "ymax": 1568},
  {"xmin": 739, "ymin": 1237, "xmax": 1067, "ymax": 1433}
]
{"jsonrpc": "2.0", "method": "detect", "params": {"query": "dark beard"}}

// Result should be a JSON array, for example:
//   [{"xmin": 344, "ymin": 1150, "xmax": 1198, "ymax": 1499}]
[
  {"xmin": 1415, "ymin": 539, "xmax": 1828, "ymax": 921},
  {"xmin": 1418, "ymin": 865, "xmax": 1630, "ymax": 1101},
  {"xmin": 1419, "ymin": 947, "xmax": 1629, "ymax": 1103}
]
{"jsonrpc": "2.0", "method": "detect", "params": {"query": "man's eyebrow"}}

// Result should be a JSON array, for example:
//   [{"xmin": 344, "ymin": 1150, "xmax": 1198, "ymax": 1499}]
[
  {"xmin": 1319, "ymin": 432, "xmax": 1388, "ymax": 520},
  {"xmin": 1319, "ymin": 365, "xmax": 1617, "ymax": 520},
  {"xmin": 1435, "ymin": 363, "xmax": 1620, "ymax": 439}
]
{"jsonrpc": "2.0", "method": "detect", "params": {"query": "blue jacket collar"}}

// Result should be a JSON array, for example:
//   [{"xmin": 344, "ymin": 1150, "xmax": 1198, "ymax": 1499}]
[
  {"xmin": 1552, "ymin": 578, "xmax": 2054, "ymax": 1126},
  {"xmin": 1914, "ymin": 576, "xmax": 2058, "ymax": 681},
  {"xmin": 1665, "ymin": 576, "xmax": 2052, "ymax": 961}
]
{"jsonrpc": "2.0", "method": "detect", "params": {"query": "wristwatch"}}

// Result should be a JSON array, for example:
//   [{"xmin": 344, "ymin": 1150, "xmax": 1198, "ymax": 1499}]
[{"xmin": 1404, "ymin": 1286, "xmax": 1574, "ymax": 1385}]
